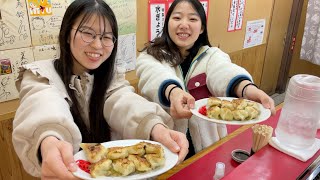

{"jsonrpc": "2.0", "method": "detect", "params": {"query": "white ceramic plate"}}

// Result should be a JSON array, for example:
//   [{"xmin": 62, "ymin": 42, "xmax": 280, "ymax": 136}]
[
  {"xmin": 73, "ymin": 139, "xmax": 178, "ymax": 180},
  {"xmin": 190, "ymin": 97, "xmax": 271, "ymax": 125}
]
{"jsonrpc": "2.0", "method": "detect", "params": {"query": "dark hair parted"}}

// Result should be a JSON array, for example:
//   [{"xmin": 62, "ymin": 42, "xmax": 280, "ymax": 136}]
[
  {"xmin": 142, "ymin": 0, "xmax": 211, "ymax": 66},
  {"xmin": 54, "ymin": 0, "xmax": 118, "ymax": 143}
]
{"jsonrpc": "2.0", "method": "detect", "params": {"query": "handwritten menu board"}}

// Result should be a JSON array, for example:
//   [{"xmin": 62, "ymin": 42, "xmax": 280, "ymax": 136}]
[
  {"xmin": 0, "ymin": 0, "xmax": 32, "ymax": 50},
  {"xmin": 115, "ymin": 34, "xmax": 136, "ymax": 71},
  {"xmin": 33, "ymin": 44, "xmax": 60, "ymax": 61},
  {"xmin": 0, "ymin": 47, "xmax": 34, "ymax": 102},
  {"xmin": 0, "ymin": 0, "xmax": 137, "ymax": 103},
  {"xmin": 28, "ymin": 0, "xmax": 68, "ymax": 46},
  {"xmin": 107, "ymin": 0, "xmax": 137, "ymax": 71},
  {"xmin": 108, "ymin": 0, "xmax": 136, "ymax": 35}
]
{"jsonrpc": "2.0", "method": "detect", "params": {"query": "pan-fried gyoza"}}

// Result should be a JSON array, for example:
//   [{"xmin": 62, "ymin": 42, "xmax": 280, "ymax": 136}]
[
  {"xmin": 206, "ymin": 97, "xmax": 260, "ymax": 121},
  {"xmin": 80, "ymin": 142, "xmax": 165, "ymax": 178}
]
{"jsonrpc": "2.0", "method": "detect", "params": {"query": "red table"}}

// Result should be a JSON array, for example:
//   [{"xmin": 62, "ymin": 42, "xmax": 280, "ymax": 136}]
[{"xmin": 157, "ymin": 106, "xmax": 320, "ymax": 180}]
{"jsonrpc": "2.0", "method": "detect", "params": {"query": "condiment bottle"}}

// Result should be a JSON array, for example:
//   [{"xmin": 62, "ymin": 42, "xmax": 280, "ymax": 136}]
[{"xmin": 213, "ymin": 162, "xmax": 225, "ymax": 180}]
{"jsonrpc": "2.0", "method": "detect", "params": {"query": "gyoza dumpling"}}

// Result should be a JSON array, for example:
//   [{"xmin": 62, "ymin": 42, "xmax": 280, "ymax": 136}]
[
  {"xmin": 220, "ymin": 107, "xmax": 233, "ymax": 120},
  {"xmin": 233, "ymin": 109, "xmax": 249, "ymax": 121},
  {"xmin": 107, "ymin": 147, "xmax": 129, "ymax": 160},
  {"xmin": 144, "ymin": 142, "xmax": 164, "ymax": 157},
  {"xmin": 207, "ymin": 106, "xmax": 221, "ymax": 119},
  {"xmin": 247, "ymin": 101, "xmax": 260, "ymax": 111},
  {"xmin": 126, "ymin": 142, "xmax": 146, "ymax": 156},
  {"xmin": 90, "ymin": 158, "xmax": 113, "ymax": 178},
  {"xmin": 232, "ymin": 98, "xmax": 248, "ymax": 110},
  {"xmin": 79, "ymin": 143, "xmax": 108, "ymax": 163},
  {"xmin": 128, "ymin": 154, "xmax": 152, "ymax": 172},
  {"xmin": 112, "ymin": 158, "xmax": 136, "ymax": 176},
  {"xmin": 221, "ymin": 100, "xmax": 234, "ymax": 110},
  {"xmin": 104, "ymin": 169, "xmax": 122, "ymax": 177},
  {"xmin": 144, "ymin": 153, "xmax": 165, "ymax": 169},
  {"xmin": 245, "ymin": 106, "xmax": 259, "ymax": 119},
  {"xmin": 207, "ymin": 97, "xmax": 221, "ymax": 107}
]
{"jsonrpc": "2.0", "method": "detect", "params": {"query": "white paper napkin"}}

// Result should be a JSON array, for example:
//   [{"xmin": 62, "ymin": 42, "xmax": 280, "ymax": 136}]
[{"xmin": 269, "ymin": 137, "xmax": 320, "ymax": 162}]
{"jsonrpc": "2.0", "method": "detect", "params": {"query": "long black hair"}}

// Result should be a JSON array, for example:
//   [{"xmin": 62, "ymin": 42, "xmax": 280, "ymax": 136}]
[
  {"xmin": 54, "ymin": 0, "xmax": 118, "ymax": 143},
  {"xmin": 142, "ymin": 0, "xmax": 211, "ymax": 66}
]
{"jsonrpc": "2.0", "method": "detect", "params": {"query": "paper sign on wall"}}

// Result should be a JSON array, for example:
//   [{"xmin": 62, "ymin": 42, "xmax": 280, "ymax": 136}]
[
  {"xmin": 243, "ymin": 19, "xmax": 265, "ymax": 49},
  {"xmin": 33, "ymin": 44, "xmax": 60, "ymax": 61},
  {"xmin": 28, "ymin": 0, "xmax": 68, "ymax": 46},
  {"xmin": 107, "ymin": 0, "xmax": 136, "ymax": 35},
  {"xmin": 227, "ymin": 0, "xmax": 246, "ymax": 32},
  {"xmin": 149, "ymin": 0, "xmax": 166, "ymax": 41},
  {"xmin": 28, "ymin": 0, "xmax": 53, "ymax": 16},
  {"xmin": 105, "ymin": 0, "xmax": 137, "ymax": 72},
  {"xmin": 0, "ymin": 0, "xmax": 32, "ymax": 50},
  {"xmin": 200, "ymin": 0, "xmax": 209, "ymax": 18},
  {"xmin": 115, "ymin": 33, "xmax": 136, "ymax": 72},
  {"xmin": 235, "ymin": 0, "xmax": 245, "ymax": 30},
  {"xmin": 0, "ymin": 47, "xmax": 34, "ymax": 102}
]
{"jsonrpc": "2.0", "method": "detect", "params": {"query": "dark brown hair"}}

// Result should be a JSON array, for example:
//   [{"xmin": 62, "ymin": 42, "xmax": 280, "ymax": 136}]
[
  {"xmin": 54, "ymin": 0, "xmax": 118, "ymax": 143},
  {"xmin": 142, "ymin": 0, "xmax": 211, "ymax": 66}
]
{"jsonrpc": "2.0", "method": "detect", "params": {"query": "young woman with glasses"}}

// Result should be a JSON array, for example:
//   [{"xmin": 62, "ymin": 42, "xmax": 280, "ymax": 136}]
[{"xmin": 12, "ymin": 0, "xmax": 188, "ymax": 179}]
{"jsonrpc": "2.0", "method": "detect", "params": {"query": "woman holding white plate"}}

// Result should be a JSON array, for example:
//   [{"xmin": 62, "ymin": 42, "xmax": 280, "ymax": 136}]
[
  {"xmin": 12, "ymin": 1, "xmax": 188, "ymax": 179},
  {"xmin": 136, "ymin": 0, "xmax": 275, "ymax": 158}
]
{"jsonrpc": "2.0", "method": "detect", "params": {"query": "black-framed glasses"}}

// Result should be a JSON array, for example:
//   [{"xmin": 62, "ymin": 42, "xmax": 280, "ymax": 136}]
[{"xmin": 73, "ymin": 27, "xmax": 117, "ymax": 47}]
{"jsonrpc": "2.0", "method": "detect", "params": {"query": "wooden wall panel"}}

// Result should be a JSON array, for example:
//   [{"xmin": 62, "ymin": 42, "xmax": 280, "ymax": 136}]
[
  {"xmin": 136, "ymin": 0, "xmax": 148, "ymax": 54},
  {"xmin": 125, "ymin": 71, "xmax": 139, "ymax": 94},
  {"xmin": 229, "ymin": 45, "xmax": 267, "ymax": 87},
  {"xmin": 210, "ymin": 0, "xmax": 273, "ymax": 53},
  {"xmin": 260, "ymin": 0, "xmax": 293, "ymax": 94}
]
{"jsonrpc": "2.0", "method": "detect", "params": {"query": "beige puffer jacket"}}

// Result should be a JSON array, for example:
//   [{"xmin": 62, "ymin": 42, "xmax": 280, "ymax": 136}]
[{"xmin": 12, "ymin": 59, "xmax": 173, "ymax": 177}]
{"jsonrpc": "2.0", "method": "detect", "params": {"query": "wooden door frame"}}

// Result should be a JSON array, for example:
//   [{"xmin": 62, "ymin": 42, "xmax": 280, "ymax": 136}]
[{"xmin": 276, "ymin": 0, "xmax": 304, "ymax": 93}]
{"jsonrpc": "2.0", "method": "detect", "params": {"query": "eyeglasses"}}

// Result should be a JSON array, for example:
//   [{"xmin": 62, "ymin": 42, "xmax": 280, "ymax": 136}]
[{"xmin": 73, "ymin": 27, "xmax": 116, "ymax": 47}]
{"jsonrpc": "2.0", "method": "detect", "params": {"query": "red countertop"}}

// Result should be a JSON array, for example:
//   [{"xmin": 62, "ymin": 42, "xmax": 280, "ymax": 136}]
[{"xmin": 167, "ymin": 109, "xmax": 320, "ymax": 180}]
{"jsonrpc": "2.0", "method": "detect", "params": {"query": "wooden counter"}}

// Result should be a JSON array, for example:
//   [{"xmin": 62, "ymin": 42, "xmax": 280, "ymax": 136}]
[{"xmin": 0, "ymin": 71, "xmax": 138, "ymax": 180}]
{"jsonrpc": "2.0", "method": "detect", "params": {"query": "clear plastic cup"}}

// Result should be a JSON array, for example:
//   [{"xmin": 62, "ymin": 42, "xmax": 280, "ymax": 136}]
[{"xmin": 213, "ymin": 162, "xmax": 225, "ymax": 180}]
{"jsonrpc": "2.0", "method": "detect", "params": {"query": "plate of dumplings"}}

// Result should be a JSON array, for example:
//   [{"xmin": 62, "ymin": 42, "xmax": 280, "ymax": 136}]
[
  {"xmin": 190, "ymin": 97, "xmax": 271, "ymax": 125},
  {"xmin": 73, "ymin": 139, "xmax": 178, "ymax": 180}
]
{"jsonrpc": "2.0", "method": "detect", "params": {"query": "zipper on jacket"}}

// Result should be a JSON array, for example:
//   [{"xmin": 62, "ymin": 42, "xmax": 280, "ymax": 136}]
[
  {"xmin": 181, "ymin": 47, "xmax": 210, "ymax": 91},
  {"xmin": 177, "ymin": 65, "xmax": 188, "ymax": 91}
]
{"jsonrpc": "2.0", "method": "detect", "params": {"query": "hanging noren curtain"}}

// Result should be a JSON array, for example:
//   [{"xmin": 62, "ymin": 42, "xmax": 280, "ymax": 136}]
[{"xmin": 300, "ymin": 0, "xmax": 320, "ymax": 66}]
